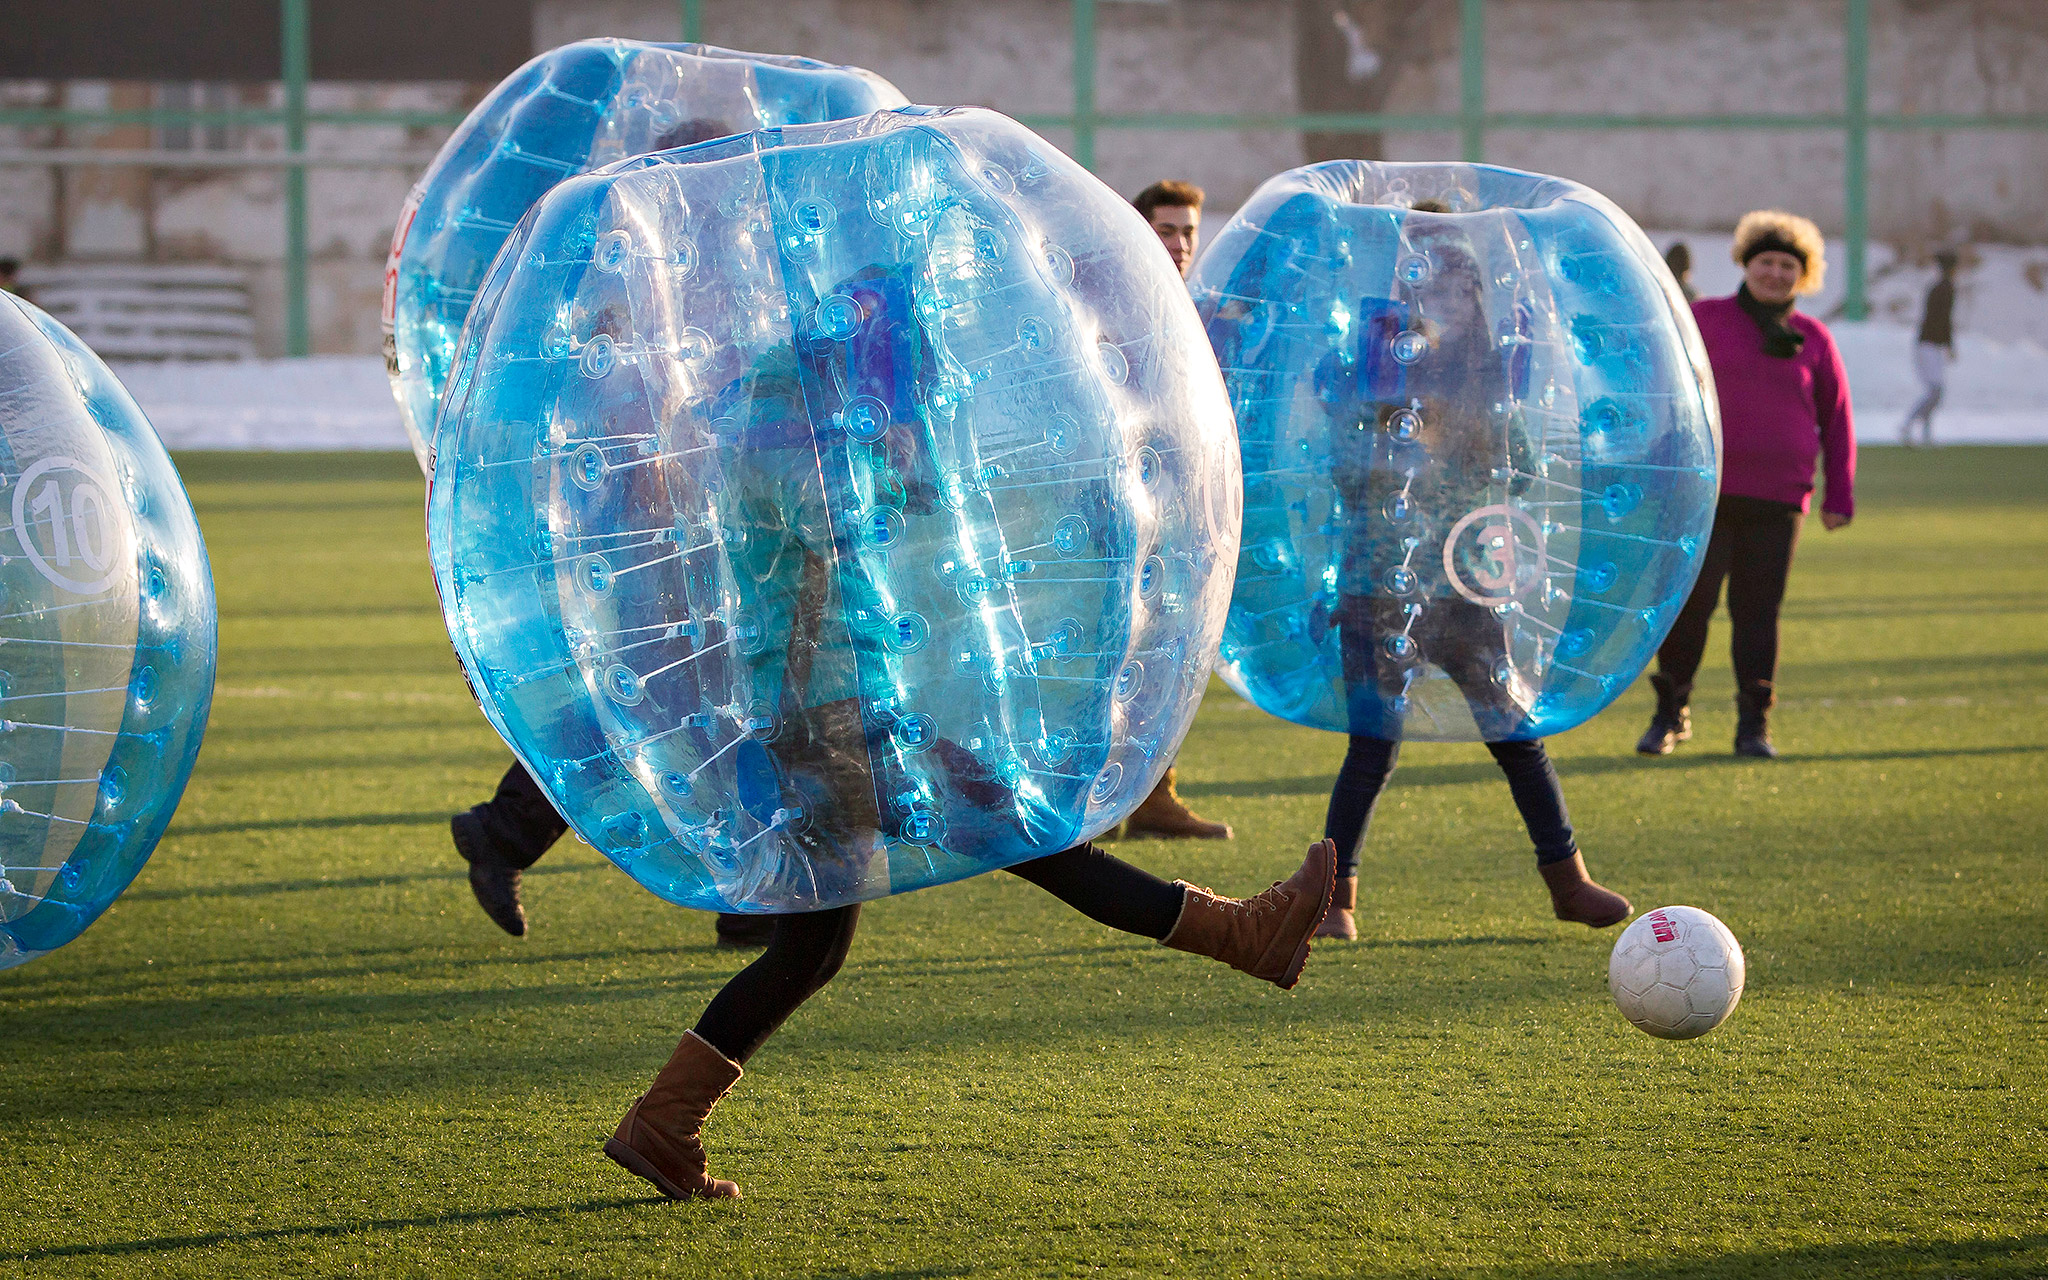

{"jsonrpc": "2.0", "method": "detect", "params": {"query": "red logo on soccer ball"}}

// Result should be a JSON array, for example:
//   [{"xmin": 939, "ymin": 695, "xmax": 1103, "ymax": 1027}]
[{"xmin": 1648, "ymin": 909, "xmax": 1677, "ymax": 944}]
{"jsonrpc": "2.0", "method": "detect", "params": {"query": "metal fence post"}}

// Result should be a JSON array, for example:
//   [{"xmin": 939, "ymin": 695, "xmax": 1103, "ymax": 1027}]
[
  {"xmin": 1843, "ymin": 0, "xmax": 1870, "ymax": 320},
  {"xmin": 1073, "ymin": 0, "xmax": 1097, "ymax": 171},
  {"xmin": 1460, "ymin": 0, "xmax": 1486, "ymax": 163},
  {"xmin": 283, "ymin": 0, "xmax": 310, "ymax": 356},
  {"xmin": 681, "ymin": 0, "xmax": 702, "ymax": 42}
]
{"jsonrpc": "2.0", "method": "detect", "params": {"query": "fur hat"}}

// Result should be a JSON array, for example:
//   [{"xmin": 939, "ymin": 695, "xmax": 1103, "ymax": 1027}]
[{"xmin": 1731, "ymin": 209, "xmax": 1827, "ymax": 295}]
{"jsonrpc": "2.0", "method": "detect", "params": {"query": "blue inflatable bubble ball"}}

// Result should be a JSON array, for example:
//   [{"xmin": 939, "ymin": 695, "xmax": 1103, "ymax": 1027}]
[
  {"xmin": 0, "ymin": 298, "xmax": 216, "ymax": 968},
  {"xmin": 385, "ymin": 39, "xmax": 908, "ymax": 474},
  {"xmin": 1193, "ymin": 161, "xmax": 1719, "ymax": 742},
  {"xmin": 430, "ymin": 107, "xmax": 1241, "ymax": 912}
]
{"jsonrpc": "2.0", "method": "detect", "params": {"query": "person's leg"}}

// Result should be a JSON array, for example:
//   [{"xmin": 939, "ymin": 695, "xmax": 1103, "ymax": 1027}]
[
  {"xmin": 1484, "ymin": 739, "xmax": 1576, "ymax": 862},
  {"xmin": 607, "ymin": 906, "xmax": 861, "ymax": 1201},
  {"xmin": 1315, "ymin": 735, "xmax": 1401, "ymax": 940},
  {"xmin": 1485, "ymin": 739, "xmax": 1630, "ymax": 928},
  {"xmin": 1642, "ymin": 500, "xmax": 1735, "ymax": 754},
  {"xmin": 1009, "ymin": 839, "xmax": 1336, "ymax": 990},
  {"xmin": 1918, "ymin": 382, "xmax": 1943, "ymax": 447},
  {"xmin": 1005, "ymin": 843, "xmax": 1186, "ymax": 937},
  {"xmin": 451, "ymin": 759, "xmax": 569, "ymax": 937},
  {"xmin": 1911, "ymin": 342, "xmax": 1947, "ymax": 446},
  {"xmin": 714, "ymin": 912, "xmax": 778, "ymax": 949},
  {"xmin": 1724, "ymin": 499, "xmax": 1803, "ymax": 757},
  {"xmin": 1325, "ymin": 735, "xmax": 1401, "ymax": 874},
  {"xmin": 693, "ymin": 907, "xmax": 863, "ymax": 1064}
]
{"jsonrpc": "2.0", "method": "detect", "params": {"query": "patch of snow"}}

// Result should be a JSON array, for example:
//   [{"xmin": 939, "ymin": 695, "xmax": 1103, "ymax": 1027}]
[
  {"xmin": 100, "ymin": 234, "xmax": 2046, "ymax": 449},
  {"xmin": 111, "ymin": 356, "xmax": 407, "ymax": 450},
  {"xmin": 1829, "ymin": 321, "xmax": 2048, "ymax": 445}
]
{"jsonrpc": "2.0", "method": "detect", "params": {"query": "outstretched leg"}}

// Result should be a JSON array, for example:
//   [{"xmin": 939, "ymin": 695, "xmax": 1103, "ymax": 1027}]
[
  {"xmin": 608, "ymin": 906, "xmax": 861, "ymax": 1201},
  {"xmin": 1009, "ymin": 839, "xmax": 1336, "ymax": 989}
]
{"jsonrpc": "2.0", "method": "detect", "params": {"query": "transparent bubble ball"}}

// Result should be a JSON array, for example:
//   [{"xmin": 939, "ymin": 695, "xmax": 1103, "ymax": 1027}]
[
  {"xmin": 429, "ymin": 107, "xmax": 1240, "ymax": 912},
  {"xmin": 1193, "ymin": 161, "xmax": 1719, "ymax": 742},
  {"xmin": 0, "ymin": 298, "xmax": 217, "ymax": 968},
  {"xmin": 385, "ymin": 39, "xmax": 908, "ymax": 475}
]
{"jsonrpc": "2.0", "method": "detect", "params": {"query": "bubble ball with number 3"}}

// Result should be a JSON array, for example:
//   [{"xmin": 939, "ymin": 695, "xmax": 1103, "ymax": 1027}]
[
  {"xmin": 1194, "ymin": 161, "xmax": 1719, "ymax": 742},
  {"xmin": 0, "ymin": 297, "xmax": 216, "ymax": 968},
  {"xmin": 431, "ymin": 107, "xmax": 1238, "ymax": 912}
]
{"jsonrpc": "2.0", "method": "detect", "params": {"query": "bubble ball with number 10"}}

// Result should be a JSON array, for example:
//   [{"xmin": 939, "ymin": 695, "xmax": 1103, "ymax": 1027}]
[
  {"xmin": 384, "ymin": 38, "xmax": 908, "ymax": 475},
  {"xmin": 1194, "ymin": 161, "xmax": 1719, "ymax": 742},
  {"xmin": 0, "ymin": 297, "xmax": 216, "ymax": 968},
  {"xmin": 430, "ymin": 107, "xmax": 1240, "ymax": 912}
]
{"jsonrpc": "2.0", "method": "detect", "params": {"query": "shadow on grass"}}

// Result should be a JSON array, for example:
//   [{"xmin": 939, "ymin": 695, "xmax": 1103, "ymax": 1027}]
[
  {"xmin": 1439, "ymin": 1232, "xmax": 2048, "ymax": 1280},
  {"xmin": 1179, "ymin": 742, "xmax": 2045, "ymax": 798},
  {"xmin": 16, "ymin": 1195, "xmax": 663, "ymax": 1262},
  {"xmin": 122, "ymin": 856, "xmax": 604, "ymax": 903},
  {"xmin": 1350, "ymin": 933, "xmax": 1548, "ymax": 950},
  {"xmin": 191, "ymin": 748, "xmax": 511, "ymax": 779},
  {"xmin": 163, "ymin": 810, "xmax": 454, "ymax": 839},
  {"xmin": 200, "ymin": 716, "xmax": 484, "ymax": 740}
]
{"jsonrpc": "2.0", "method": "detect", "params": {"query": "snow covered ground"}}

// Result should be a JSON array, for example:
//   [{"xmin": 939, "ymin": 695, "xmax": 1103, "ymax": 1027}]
[
  {"xmin": 114, "ymin": 356, "xmax": 411, "ymax": 452},
  {"xmin": 110, "ymin": 234, "xmax": 2045, "ymax": 451},
  {"xmin": 1651, "ymin": 231, "xmax": 2048, "ymax": 445}
]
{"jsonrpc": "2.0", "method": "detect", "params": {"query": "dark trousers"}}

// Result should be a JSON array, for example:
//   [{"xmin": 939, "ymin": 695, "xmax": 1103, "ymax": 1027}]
[
  {"xmin": 462, "ymin": 763, "xmax": 841, "ymax": 940},
  {"xmin": 691, "ymin": 843, "xmax": 1186, "ymax": 1064},
  {"xmin": 1656, "ymin": 494, "xmax": 1803, "ymax": 696},
  {"xmin": 1323, "ymin": 734, "xmax": 1577, "ymax": 880},
  {"xmin": 471, "ymin": 761, "xmax": 567, "ymax": 870}
]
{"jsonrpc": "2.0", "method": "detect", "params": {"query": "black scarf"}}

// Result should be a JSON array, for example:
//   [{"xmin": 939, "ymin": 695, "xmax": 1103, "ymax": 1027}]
[{"xmin": 1736, "ymin": 284, "xmax": 1805, "ymax": 359}]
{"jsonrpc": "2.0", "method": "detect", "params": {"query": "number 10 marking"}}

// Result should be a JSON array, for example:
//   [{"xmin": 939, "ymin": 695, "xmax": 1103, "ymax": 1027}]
[{"xmin": 12, "ymin": 456, "xmax": 127, "ymax": 595}]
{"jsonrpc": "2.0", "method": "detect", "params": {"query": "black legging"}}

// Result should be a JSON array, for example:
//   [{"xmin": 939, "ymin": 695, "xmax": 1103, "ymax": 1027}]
[
  {"xmin": 692, "ymin": 842, "xmax": 1185, "ymax": 1064},
  {"xmin": 1323, "ymin": 734, "xmax": 1576, "ymax": 880},
  {"xmin": 1655, "ymin": 494, "xmax": 1804, "ymax": 695}
]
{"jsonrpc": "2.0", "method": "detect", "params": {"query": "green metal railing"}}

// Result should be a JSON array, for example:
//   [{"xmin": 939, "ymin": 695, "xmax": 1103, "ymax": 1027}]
[{"xmin": 3, "ymin": 0, "xmax": 2042, "ymax": 353}]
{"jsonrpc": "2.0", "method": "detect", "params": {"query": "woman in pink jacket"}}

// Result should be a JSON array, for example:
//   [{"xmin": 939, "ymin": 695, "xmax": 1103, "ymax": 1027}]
[{"xmin": 1638, "ymin": 210, "xmax": 1856, "ymax": 759}]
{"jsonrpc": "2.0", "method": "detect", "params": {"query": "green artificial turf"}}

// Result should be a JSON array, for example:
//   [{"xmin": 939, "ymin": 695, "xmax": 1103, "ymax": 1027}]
[{"xmin": 4, "ymin": 447, "xmax": 2043, "ymax": 1279}]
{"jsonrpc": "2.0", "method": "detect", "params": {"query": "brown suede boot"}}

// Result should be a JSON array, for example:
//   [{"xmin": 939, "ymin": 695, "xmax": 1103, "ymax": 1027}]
[
  {"xmin": 1538, "ymin": 852, "xmax": 1631, "ymax": 928},
  {"xmin": 604, "ymin": 1031, "xmax": 743, "ymax": 1201},
  {"xmin": 1161, "ymin": 839, "xmax": 1335, "ymax": 988},
  {"xmin": 1122, "ymin": 766, "xmax": 1234, "ymax": 840},
  {"xmin": 1314, "ymin": 875, "xmax": 1358, "ymax": 940}
]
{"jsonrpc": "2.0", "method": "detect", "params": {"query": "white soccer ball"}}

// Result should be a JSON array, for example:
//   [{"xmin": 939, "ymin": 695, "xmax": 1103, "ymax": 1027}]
[{"xmin": 1608, "ymin": 906, "xmax": 1746, "ymax": 1040}]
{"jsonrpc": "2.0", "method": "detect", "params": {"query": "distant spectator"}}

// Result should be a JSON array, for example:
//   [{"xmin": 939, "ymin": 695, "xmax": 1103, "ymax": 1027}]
[
  {"xmin": 0, "ymin": 258, "xmax": 26, "ymax": 304},
  {"xmin": 1133, "ymin": 179, "xmax": 1203, "ymax": 279},
  {"xmin": 1637, "ymin": 209, "xmax": 1855, "ymax": 761},
  {"xmin": 1664, "ymin": 240, "xmax": 1698, "ymax": 303},
  {"xmin": 1899, "ymin": 251, "xmax": 1957, "ymax": 447}
]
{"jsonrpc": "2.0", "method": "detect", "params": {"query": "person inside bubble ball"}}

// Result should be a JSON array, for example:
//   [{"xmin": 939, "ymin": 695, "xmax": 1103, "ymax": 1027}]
[
  {"xmin": 450, "ymin": 113, "xmax": 800, "ymax": 951},
  {"xmin": 573, "ymin": 256, "xmax": 1339, "ymax": 1202},
  {"xmin": 1104, "ymin": 178, "xmax": 1234, "ymax": 842},
  {"xmin": 1636, "ymin": 209, "xmax": 1854, "ymax": 760},
  {"xmin": 1312, "ymin": 200, "xmax": 1632, "ymax": 942}
]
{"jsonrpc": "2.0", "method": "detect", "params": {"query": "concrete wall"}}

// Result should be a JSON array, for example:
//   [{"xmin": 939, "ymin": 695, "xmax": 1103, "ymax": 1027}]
[
  {"xmin": 1381, "ymin": 0, "xmax": 2048, "ymax": 247},
  {"xmin": 1, "ymin": 0, "xmax": 2042, "ymax": 355},
  {"xmin": 534, "ymin": 0, "xmax": 1304, "ymax": 217},
  {"xmin": 0, "ymin": 79, "xmax": 478, "ymax": 355}
]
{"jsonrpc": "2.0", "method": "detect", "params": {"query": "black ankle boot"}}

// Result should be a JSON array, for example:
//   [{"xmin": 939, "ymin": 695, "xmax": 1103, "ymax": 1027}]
[
  {"xmin": 1636, "ymin": 673, "xmax": 1693, "ymax": 756},
  {"xmin": 1735, "ymin": 682, "xmax": 1778, "ymax": 758},
  {"xmin": 452, "ymin": 809, "xmax": 529, "ymax": 936}
]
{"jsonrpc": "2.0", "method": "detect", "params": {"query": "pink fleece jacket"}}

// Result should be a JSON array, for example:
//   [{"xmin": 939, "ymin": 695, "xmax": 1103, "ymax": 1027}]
[{"xmin": 1692, "ymin": 294, "xmax": 1856, "ymax": 517}]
